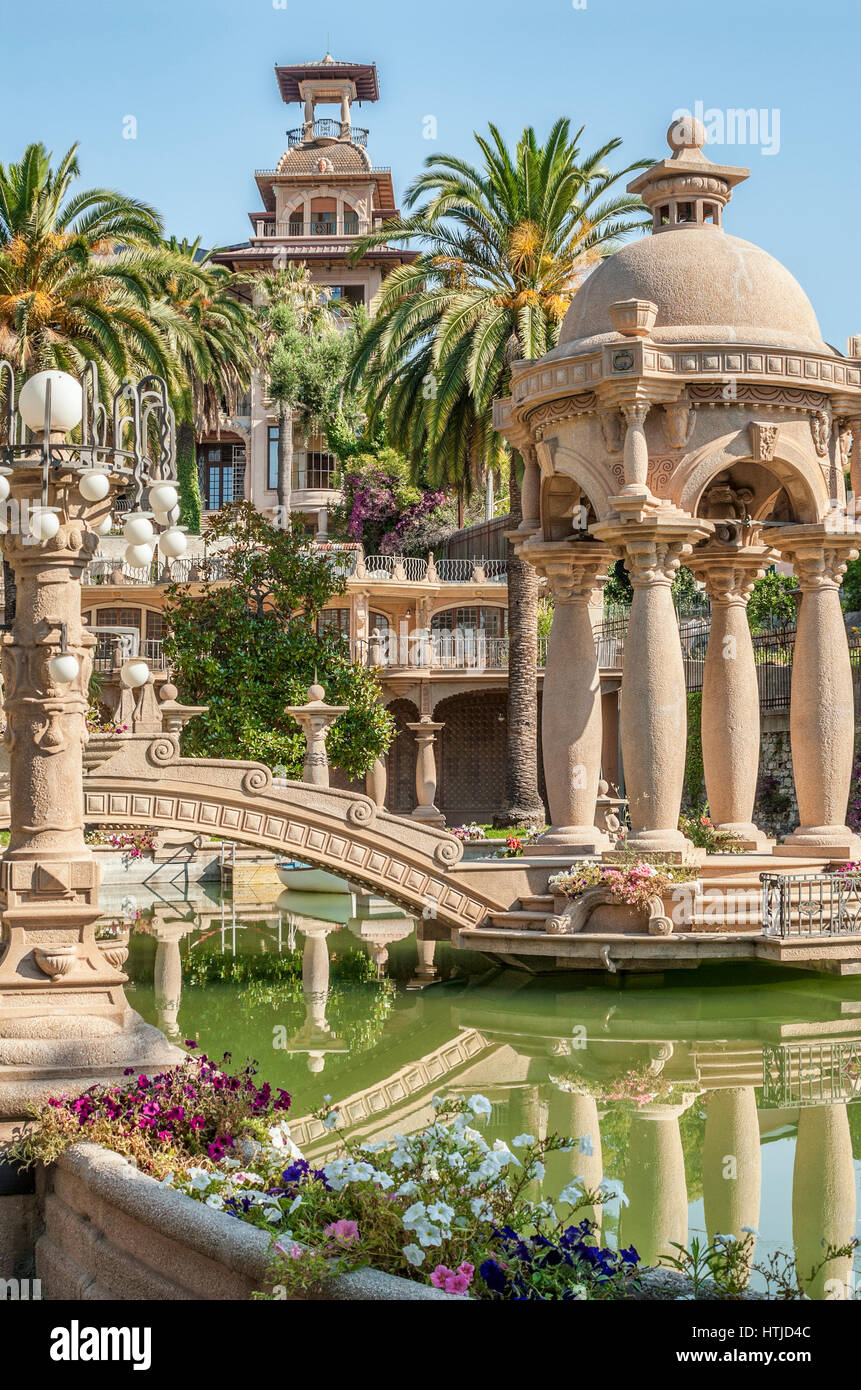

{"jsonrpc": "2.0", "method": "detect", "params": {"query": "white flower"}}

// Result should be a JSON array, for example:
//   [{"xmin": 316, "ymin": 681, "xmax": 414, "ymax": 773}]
[
  {"xmin": 188, "ymin": 1168, "xmax": 212, "ymax": 1192},
  {"xmin": 741, "ymin": 1226, "xmax": 759, "ymax": 1236},
  {"xmin": 373, "ymin": 1170, "xmax": 394, "ymax": 1190},
  {"xmin": 417, "ymin": 1223, "xmax": 443, "ymax": 1248},
  {"xmin": 470, "ymin": 1197, "xmax": 493, "ymax": 1221},
  {"xmin": 403, "ymin": 1244, "xmax": 425, "ymax": 1267},
  {"xmin": 426, "ymin": 1202, "xmax": 455, "ymax": 1228},
  {"xmin": 558, "ymin": 1179, "xmax": 585, "ymax": 1205},
  {"xmin": 527, "ymin": 1161, "xmax": 545, "ymax": 1183},
  {"xmin": 512, "ymin": 1133, "xmax": 535, "ymax": 1148},
  {"xmin": 323, "ymin": 1112, "xmax": 341, "ymax": 1130},
  {"xmin": 234, "ymin": 1171, "xmax": 264, "ymax": 1186},
  {"xmin": 289, "ymin": 1195, "xmax": 302, "ymax": 1214},
  {"xmin": 467, "ymin": 1094, "xmax": 492, "ymax": 1119},
  {"xmin": 402, "ymin": 1201, "xmax": 427, "ymax": 1228},
  {"xmin": 158, "ymin": 1173, "xmax": 175, "ymax": 1188},
  {"xmin": 264, "ymin": 1207, "xmax": 283, "ymax": 1224},
  {"xmin": 205, "ymin": 1193, "xmax": 225, "ymax": 1210},
  {"xmin": 396, "ymin": 1180, "xmax": 419, "ymax": 1198},
  {"xmin": 599, "ymin": 1179, "xmax": 629, "ymax": 1208},
  {"xmin": 323, "ymin": 1094, "xmax": 332, "ymax": 1103},
  {"xmin": 491, "ymin": 1141, "xmax": 520, "ymax": 1167},
  {"xmin": 445, "ymin": 1151, "xmax": 467, "ymax": 1173}
]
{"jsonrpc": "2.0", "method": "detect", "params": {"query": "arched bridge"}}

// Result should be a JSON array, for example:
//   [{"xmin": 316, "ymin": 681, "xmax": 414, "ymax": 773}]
[{"xmin": 82, "ymin": 734, "xmax": 509, "ymax": 931}]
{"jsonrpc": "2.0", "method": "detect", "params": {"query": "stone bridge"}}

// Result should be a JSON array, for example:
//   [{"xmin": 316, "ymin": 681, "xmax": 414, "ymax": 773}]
[{"xmin": 81, "ymin": 733, "xmax": 512, "ymax": 931}]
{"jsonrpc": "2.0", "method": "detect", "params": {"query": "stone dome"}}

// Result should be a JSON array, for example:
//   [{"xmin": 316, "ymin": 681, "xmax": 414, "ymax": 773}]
[
  {"xmin": 275, "ymin": 140, "xmax": 371, "ymax": 175},
  {"xmin": 558, "ymin": 227, "xmax": 830, "ymax": 355}
]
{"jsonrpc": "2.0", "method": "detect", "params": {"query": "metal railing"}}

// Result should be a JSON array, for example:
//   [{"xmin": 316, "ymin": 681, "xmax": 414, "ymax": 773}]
[
  {"xmin": 435, "ymin": 557, "xmax": 507, "ymax": 583},
  {"xmin": 761, "ymin": 1040, "xmax": 861, "ymax": 1108},
  {"xmin": 360, "ymin": 555, "xmax": 429, "ymax": 582},
  {"xmin": 92, "ymin": 634, "xmax": 166, "ymax": 672},
  {"xmin": 760, "ymin": 872, "xmax": 861, "ymax": 939},
  {"xmin": 360, "ymin": 631, "xmax": 548, "ymax": 671},
  {"xmin": 286, "ymin": 120, "xmax": 369, "ymax": 147},
  {"xmin": 83, "ymin": 555, "xmax": 228, "ymax": 586}
]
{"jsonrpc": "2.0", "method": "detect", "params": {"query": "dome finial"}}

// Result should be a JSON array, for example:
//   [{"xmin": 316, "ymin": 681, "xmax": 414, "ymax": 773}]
[
  {"xmin": 666, "ymin": 114, "xmax": 708, "ymax": 156},
  {"xmin": 627, "ymin": 112, "xmax": 750, "ymax": 234}
]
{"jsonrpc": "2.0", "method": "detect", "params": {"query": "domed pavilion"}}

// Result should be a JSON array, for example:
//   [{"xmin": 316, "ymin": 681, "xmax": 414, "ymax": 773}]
[{"xmin": 494, "ymin": 117, "xmax": 861, "ymax": 865}]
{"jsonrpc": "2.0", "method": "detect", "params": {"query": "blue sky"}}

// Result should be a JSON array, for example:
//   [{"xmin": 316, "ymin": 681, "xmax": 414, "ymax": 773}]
[{"xmin": 1, "ymin": 0, "xmax": 857, "ymax": 346}]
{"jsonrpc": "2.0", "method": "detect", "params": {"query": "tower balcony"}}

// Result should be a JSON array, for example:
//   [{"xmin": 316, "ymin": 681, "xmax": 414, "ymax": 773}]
[{"xmin": 287, "ymin": 119, "xmax": 369, "ymax": 147}]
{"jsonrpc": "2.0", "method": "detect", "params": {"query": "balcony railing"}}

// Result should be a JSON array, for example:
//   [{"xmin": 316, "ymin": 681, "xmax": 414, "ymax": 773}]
[
  {"xmin": 358, "ymin": 632, "xmax": 547, "ymax": 672},
  {"xmin": 83, "ymin": 555, "xmax": 229, "ymax": 586},
  {"xmin": 92, "ymin": 635, "xmax": 167, "ymax": 673},
  {"xmin": 286, "ymin": 120, "xmax": 369, "ymax": 148}
]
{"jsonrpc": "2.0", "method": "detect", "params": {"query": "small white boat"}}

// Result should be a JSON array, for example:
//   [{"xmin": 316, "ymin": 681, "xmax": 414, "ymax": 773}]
[{"xmin": 276, "ymin": 862, "xmax": 351, "ymax": 894}]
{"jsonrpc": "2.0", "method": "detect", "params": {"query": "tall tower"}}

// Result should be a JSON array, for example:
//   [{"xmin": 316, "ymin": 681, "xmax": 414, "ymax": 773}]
[{"xmin": 207, "ymin": 55, "xmax": 414, "ymax": 536}]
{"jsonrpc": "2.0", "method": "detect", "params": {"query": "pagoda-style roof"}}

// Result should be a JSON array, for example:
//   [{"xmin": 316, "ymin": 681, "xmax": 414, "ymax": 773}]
[{"xmin": 275, "ymin": 57, "xmax": 379, "ymax": 104}]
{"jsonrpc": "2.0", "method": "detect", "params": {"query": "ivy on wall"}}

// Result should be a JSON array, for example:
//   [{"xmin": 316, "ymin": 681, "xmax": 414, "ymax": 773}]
[{"xmin": 683, "ymin": 691, "xmax": 705, "ymax": 809}]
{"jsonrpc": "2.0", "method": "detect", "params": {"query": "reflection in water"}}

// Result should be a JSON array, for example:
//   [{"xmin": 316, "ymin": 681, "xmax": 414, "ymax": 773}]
[{"xmin": 118, "ymin": 884, "xmax": 861, "ymax": 1297}]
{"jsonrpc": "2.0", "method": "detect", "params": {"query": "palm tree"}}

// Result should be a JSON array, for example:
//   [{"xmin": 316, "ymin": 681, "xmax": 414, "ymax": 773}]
[
  {"xmin": 0, "ymin": 142, "xmax": 170, "ymax": 388},
  {"xmin": 257, "ymin": 265, "xmax": 334, "ymax": 524},
  {"xmin": 159, "ymin": 237, "xmax": 255, "ymax": 532},
  {"xmin": 349, "ymin": 119, "xmax": 650, "ymax": 822}
]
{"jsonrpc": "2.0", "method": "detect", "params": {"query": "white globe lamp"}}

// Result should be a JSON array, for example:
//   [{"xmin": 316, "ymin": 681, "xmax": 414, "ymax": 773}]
[
  {"xmin": 148, "ymin": 482, "xmax": 179, "ymax": 515},
  {"xmin": 120, "ymin": 659, "xmax": 150, "ymax": 689},
  {"xmin": 78, "ymin": 470, "xmax": 111, "ymax": 503},
  {"xmin": 123, "ymin": 513, "xmax": 154, "ymax": 546},
  {"xmin": 30, "ymin": 507, "xmax": 61, "ymax": 541},
  {"xmin": 48, "ymin": 652, "xmax": 80, "ymax": 685},
  {"xmin": 19, "ymin": 370, "xmax": 83, "ymax": 435},
  {"xmin": 0, "ymin": 469, "xmax": 11, "ymax": 504},
  {"xmin": 92, "ymin": 513, "xmax": 114, "ymax": 536},
  {"xmin": 125, "ymin": 542, "xmax": 155, "ymax": 570},
  {"xmin": 158, "ymin": 526, "xmax": 188, "ymax": 559}
]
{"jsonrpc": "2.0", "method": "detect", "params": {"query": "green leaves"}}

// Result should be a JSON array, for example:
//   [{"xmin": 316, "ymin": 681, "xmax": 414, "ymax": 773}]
[{"xmin": 165, "ymin": 504, "xmax": 394, "ymax": 780}]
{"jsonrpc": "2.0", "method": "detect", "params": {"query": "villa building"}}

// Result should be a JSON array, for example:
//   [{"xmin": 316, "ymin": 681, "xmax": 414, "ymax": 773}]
[{"xmin": 201, "ymin": 55, "xmax": 415, "ymax": 538}]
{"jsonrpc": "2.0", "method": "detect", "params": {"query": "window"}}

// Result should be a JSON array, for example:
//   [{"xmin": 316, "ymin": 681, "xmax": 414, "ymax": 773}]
[
  {"xmin": 431, "ymin": 606, "xmax": 507, "ymax": 637},
  {"xmin": 658, "ymin": 204, "xmax": 671, "ymax": 226},
  {"xmin": 677, "ymin": 201, "xmax": 695, "ymax": 224},
  {"xmin": 327, "ymin": 285, "xmax": 365, "ymax": 308},
  {"xmin": 317, "ymin": 608, "xmax": 351, "ymax": 639},
  {"xmin": 145, "ymin": 611, "xmax": 167, "ymax": 642},
  {"xmin": 702, "ymin": 203, "xmax": 717, "ymax": 224},
  {"xmin": 293, "ymin": 451, "xmax": 338, "ymax": 491},
  {"xmin": 268, "ymin": 426, "xmax": 279, "ymax": 491},
  {"xmin": 199, "ymin": 443, "xmax": 245, "ymax": 510},
  {"xmin": 369, "ymin": 611, "xmax": 390, "ymax": 635},
  {"xmin": 95, "ymin": 607, "xmax": 141, "ymax": 632}
]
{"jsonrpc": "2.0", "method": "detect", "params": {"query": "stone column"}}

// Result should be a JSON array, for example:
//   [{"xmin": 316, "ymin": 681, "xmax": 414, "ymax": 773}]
[
  {"xmin": 153, "ymin": 918, "xmax": 191, "ymax": 1040},
  {"xmin": 770, "ymin": 526, "xmax": 861, "ymax": 857},
  {"xmin": 523, "ymin": 540, "xmax": 611, "ymax": 852},
  {"xmin": 792, "ymin": 1103, "xmax": 856, "ymax": 1299},
  {"xmin": 702, "ymin": 1087, "xmax": 761, "ymax": 1272},
  {"xmin": 406, "ymin": 718, "xmax": 445, "ymax": 826},
  {"xmin": 518, "ymin": 445, "xmax": 541, "ymax": 534},
  {"xmin": 688, "ymin": 542, "xmax": 776, "ymax": 849},
  {"xmin": 592, "ymin": 517, "xmax": 712, "ymax": 856},
  {"xmin": 284, "ymin": 683, "xmax": 348, "ymax": 789},
  {"xmin": 620, "ymin": 401, "xmax": 651, "ymax": 495},
  {"xmin": 620, "ymin": 1103, "xmax": 690, "ymax": 1267},
  {"xmin": 365, "ymin": 755, "xmax": 387, "ymax": 810}
]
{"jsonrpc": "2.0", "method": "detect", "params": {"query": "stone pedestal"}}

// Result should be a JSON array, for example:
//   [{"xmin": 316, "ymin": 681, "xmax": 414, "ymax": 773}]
[
  {"xmin": 689, "ymin": 542, "xmax": 776, "ymax": 849},
  {"xmin": 770, "ymin": 527, "xmax": 861, "ymax": 858},
  {"xmin": 521, "ymin": 541, "xmax": 612, "ymax": 854},
  {"xmin": 285, "ymin": 683, "xmax": 348, "ymax": 789},
  {"xmin": 0, "ymin": 461, "xmax": 180, "ymax": 1119},
  {"xmin": 593, "ymin": 515, "xmax": 712, "ymax": 857},
  {"xmin": 406, "ymin": 719, "xmax": 445, "ymax": 827}
]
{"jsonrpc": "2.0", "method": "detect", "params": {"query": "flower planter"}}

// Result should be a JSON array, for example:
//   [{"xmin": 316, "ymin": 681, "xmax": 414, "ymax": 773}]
[
  {"xmin": 33, "ymin": 944, "xmax": 78, "ymax": 981},
  {"xmin": 546, "ymin": 889, "xmax": 684, "ymax": 936},
  {"xmin": 96, "ymin": 931, "xmax": 130, "ymax": 972},
  {"xmin": 83, "ymin": 735, "xmax": 124, "ymax": 774},
  {"xmin": 35, "ymin": 1145, "xmax": 458, "ymax": 1301}
]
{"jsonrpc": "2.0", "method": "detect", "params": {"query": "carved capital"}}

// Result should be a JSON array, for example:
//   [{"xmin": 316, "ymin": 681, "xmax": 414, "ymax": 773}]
[
  {"xmin": 662, "ymin": 402, "xmax": 696, "ymax": 450},
  {"xmin": 749, "ymin": 421, "xmax": 780, "ymax": 463},
  {"xmin": 770, "ymin": 525, "xmax": 858, "ymax": 590},
  {"xmin": 810, "ymin": 409, "xmax": 831, "ymax": 458},
  {"xmin": 688, "ymin": 542, "xmax": 777, "ymax": 606}
]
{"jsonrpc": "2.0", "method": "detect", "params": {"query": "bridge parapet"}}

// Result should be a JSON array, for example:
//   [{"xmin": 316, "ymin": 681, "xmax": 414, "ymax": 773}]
[{"xmin": 83, "ymin": 734, "xmax": 505, "ymax": 931}]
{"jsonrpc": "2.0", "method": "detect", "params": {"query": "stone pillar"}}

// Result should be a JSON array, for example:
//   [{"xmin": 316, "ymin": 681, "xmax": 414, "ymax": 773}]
[
  {"xmin": 770, "ymin": 526, "xmax": 861, "ymax": 857},
  {"xmin": 523, "ymin": 541, "xmax": 611, "ymax": 852},
  {"xmin": 621, "ymin": 1103, "xmax": 690, "ymax": 1267},
  {"xmin": 285, "ymin": 683, "xmax": 348, "ymax": 790},
  {"xmin": 406, "ymin": 718, "xmax": 445, "ymax": 826},
  {"xmin": 365, "ymin": 755, "xmax": 387, "ymax": 810},
  {"xmin": 153, "ymin": 918, "xmax": 191, "ymax": 1040},
  {"xmin": 689, "ymin": 543, "xmax": 776, "ymax": 849},
  {"xmin": 620, "ymin": 401, "xmax": 651, "ymax": 494},
  {"xmin": 518, "ymin": 445, "xmax": 541, "ymax": 534},
  {"xmin": 592, "ymin": 517, "xmax": 712, "ymax": 856},
  {"xmin": 792, "ymin": 1103, "xmax": 856, "ymax": 1299},
  {"xmin": 702, "ymin": 1087, "xmax": 761, "ymax": 1273}
]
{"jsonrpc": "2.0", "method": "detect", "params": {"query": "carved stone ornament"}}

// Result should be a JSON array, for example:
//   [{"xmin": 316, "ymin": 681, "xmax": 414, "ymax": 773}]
[
  {"xmin": 810, "ymin": 409, "xmax": 831, "ymax": 458},
  {"xmin": 749, "ymin": 421, "xmax": 780, "ymax": 463},
  {"xmin": 598, "ymin": 407, "xmax": 624, "ymax": 453},
  {"xmin": 662, "ymin": 402, "xmax": 696, "ymax": 451}
]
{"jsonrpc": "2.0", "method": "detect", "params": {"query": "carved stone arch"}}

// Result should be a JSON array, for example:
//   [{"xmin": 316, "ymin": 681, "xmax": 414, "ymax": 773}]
[
  {"xmin": 538, "ymin": 435, "xmax": 616, "ymax": 523},
  {"xmin": 671, "ymin": 430, "xmax": 827, "ymax": 523}
]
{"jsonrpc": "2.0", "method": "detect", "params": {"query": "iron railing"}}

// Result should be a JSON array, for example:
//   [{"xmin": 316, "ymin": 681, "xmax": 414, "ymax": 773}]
[
  {"xmin": 760, "ymin": 872, "xmax": 861, "ymax": 939},
  {"xmin": 435, "ymin": 557, "xmax": 507, "ymax": 583},
  {"xmin": 359, "ymin": 631, "xmax": 547, "ymax": 671},
  {"xmin": 761, "ymin": 1040, "xmax": 861, "ymax": 1108},
  {"xmin": 286, "ymin": 120, "xmax": 369, "ymax": 147}
]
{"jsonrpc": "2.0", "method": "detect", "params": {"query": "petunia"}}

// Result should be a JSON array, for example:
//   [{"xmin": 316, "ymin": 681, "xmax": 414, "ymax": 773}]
[{"xmin": 403, "ymin": 1244, "xmax": 425, "ymax": 1267}]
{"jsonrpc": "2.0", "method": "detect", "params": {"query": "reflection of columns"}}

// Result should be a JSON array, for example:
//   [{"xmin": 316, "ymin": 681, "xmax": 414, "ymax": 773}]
[
  {"xmin": 689, "ymin": 543, "xmax": 776, "ymax": 848},
  {"xmin": 621, "ymin": 1105, "xmax": 689, "ymax": 1267},
  {"xmin": 792, "ymin": 1104, "xmax": 856, "ymax": 1299},
  {"xmin": 546, "ymin": 1091, "xmax": 604, "ymax": 1230},
  {"xmin": 593, "ymin": 517, "xmax": 712, "ymax": 854},
  {"xmin": 770, "ymin": 527, "xmax": 861, "ymax": 857},
  {"xmin": 284, "ymin": 683, "xmax": 348, "ymax": 789},
  {"xmin": 415, "ymin": 920, "xmax": 437, "ymax": 979},
  {"xmin": 702, "ymin": 1088, "xmax": 761, "ymax": 1271},
  {"xmin": 152, "ymin": 921, "xmax": 190, "ymax": 1039},
  {"xmin": 523, "ymin": 541, "xmax": 611, "ymax": 852},
  {"xmin": 406, "ymin": 718, "xmax": 445, "ymax": 826}
]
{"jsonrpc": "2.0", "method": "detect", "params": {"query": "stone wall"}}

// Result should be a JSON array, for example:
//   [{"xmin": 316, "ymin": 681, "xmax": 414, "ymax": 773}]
[
  {"xmin": 754, "ymin": 718, "xmax": 799, "ymax": 840},
  {"xmin": 35, "ymin": 1144, "xmax": 454, "ymax": 1301}
]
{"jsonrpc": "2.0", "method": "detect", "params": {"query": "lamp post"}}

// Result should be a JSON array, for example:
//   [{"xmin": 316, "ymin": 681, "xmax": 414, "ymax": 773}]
[{"xmin": 0, "ymin": 364, "xmax": 181, "ymax": 1115}]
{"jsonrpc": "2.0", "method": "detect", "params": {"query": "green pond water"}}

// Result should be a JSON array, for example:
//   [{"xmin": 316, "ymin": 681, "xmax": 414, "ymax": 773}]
[{"xmin": 115, "ymin": 879, "xmax": 861, "ymax": 1298}]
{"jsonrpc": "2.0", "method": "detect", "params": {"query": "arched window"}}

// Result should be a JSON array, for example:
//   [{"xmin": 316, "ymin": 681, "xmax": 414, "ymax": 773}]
[{"xmin": 431, "ymin": 606, "xmax": 507, "ymax": 637}]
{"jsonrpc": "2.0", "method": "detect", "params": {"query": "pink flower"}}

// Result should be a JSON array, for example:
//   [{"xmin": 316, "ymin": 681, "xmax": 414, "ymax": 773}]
[
  {"xmin": 430, "ymin": 1262, "xmax": 474, "ymax": 1295},
  {"xmin": 323, "ymin": 1219, "xmax": 359, "ymax": 1246},
  {"xmin": 275, "ymin": 1240, "xmax": 304, "ymax": 1260}
]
